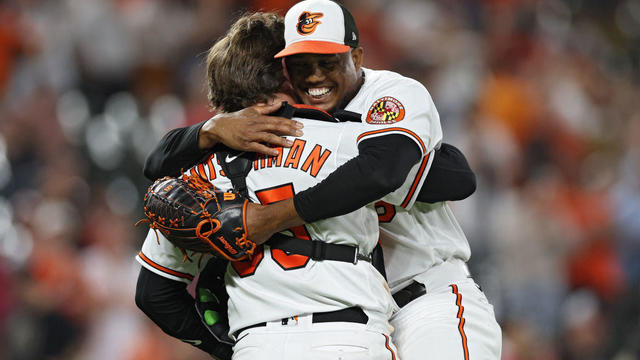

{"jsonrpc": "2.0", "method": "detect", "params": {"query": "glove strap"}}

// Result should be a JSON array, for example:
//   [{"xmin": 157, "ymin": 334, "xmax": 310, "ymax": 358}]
[
  {"xmin": 268, "ymin": 233, "xmax": 371, "ymax": 265},
  {"xmin": 215, "ymin": 147, "xmax": 254, "ymax": 198}
]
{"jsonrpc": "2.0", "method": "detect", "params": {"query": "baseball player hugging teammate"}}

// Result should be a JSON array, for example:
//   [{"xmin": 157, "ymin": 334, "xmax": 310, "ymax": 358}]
[{"xmin": 136, "ymin": 1, "xmax": 502, "ymax": 359}]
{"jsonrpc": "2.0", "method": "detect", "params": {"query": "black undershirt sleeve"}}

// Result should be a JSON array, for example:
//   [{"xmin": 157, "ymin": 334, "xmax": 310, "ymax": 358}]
[
  {"xmin": 134, "ymin": 267, "xmax": 231, "ymax": 358},
  {"xmin": 293, "ymin": 134, "xmax": 421, "ymax": 223},
  {"xmin": 143, "ymin": 122, "xmax": 210, "ymax": 180},
  {"xmin": 417, "ymin": 143, "xmax": 476, "ymax": 203},
  {"xmin": 293, "ymin": 137, "xmax": 478, "ymax": 223},
  {"xmin": 143, "ymin": 120, "xmax": 476, "ymax": 220}
]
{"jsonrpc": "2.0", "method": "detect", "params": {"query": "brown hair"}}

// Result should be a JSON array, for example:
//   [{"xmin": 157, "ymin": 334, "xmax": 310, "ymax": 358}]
[{"xmin": 206, "ymin": 12, "xmax": 285, "ymax": 112}]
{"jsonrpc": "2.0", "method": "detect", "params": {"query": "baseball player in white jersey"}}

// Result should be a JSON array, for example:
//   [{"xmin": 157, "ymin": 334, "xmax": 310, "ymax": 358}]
[
  {"xmin": 135, "ymin": 11, "xmax": 443, "ymax": 359},
  {"xmin": 340, "ymin": 64, "xmax": 501, "ymax": 360},
  {"xmin": 138, "ymin": 2, "xmax": 501, "ymax": 358},
  {"xmin": 269, "ymin": 1, "xmax": 503, "ymax": 358},
  {"xmin": 137, "ymin": 105, "xmax": 435, "ymax": 359}
]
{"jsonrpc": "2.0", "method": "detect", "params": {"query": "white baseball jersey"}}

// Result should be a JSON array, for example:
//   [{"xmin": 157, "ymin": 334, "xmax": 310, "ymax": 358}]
[
  {"xmin": 345, "ymin": 68, "xmax": 442, "ymax": 157},
  {"xmin": 343, "ymin": 68, "xmax": 500, "ymax": 359},
  {"xmin": 379, "ymin": 202, "xmax": 472, "ymax": 293},
  {"xmin": 137, "ymin": 112, "xmax": 434, "ymax": 337},
  {"xmin": 342, "ymin": 67, "xmax": 472, "ymax": 293}
]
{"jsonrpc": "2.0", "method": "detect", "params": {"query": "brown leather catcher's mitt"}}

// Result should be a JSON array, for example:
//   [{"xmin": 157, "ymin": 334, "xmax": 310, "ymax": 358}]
[{"xmin": 138, "ymin": 173, "xmax": 256, "ymax": 261}]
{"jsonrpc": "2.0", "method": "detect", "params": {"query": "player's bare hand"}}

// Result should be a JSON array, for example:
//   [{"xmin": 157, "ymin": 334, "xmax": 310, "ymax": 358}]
[
  {"xmin": 199, "ymin": 102, "xmax": 304, "ymax": 156},
  {"xmin": 245, "ymin": 200, "xmax": 303, "ymax": 245}
]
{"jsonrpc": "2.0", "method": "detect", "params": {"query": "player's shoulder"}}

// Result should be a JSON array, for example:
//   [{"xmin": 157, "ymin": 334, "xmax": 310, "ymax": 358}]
[
  {"xmin": 362, "ymin": 68, "xmax": 430, "ymax": 94},
  {"xmin": 356, "ymin": 68, "xmax": 436, "ymax": 124}
]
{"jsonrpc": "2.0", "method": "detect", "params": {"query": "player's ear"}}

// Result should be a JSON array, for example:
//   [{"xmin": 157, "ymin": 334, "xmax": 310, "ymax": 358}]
[{"xmin": 351, "ymin": 47, "xmax": 363, "ymax": 71}]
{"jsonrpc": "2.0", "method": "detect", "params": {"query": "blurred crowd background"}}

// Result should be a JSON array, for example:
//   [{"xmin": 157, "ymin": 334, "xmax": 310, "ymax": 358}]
[{"xmin": 1, "ymin": 0, "xmax": 639, "ymax": 359}]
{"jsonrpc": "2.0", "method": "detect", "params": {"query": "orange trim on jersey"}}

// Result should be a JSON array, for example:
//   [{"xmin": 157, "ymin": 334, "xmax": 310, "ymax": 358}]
[
  {"xmin": 451, "ymin": 284, "xmax": 470, "ymax": 360},
  {"xmin": 400, "ymin": 152, "xmax": 430, "ymax": 208},
  {"xmin": 383, "ymin": 334, "xmax": 396, "ymax": 360},
  {"xmin": 138, "ymin": 251, "xmax": 194, "ymax": 281},
  {"xmin": 292, "ymin": 103, "xmax": 332, "ymax": 117},
  {"xmin": 356, "ymin": 127, "xmax": 427, "ymax": 153}
]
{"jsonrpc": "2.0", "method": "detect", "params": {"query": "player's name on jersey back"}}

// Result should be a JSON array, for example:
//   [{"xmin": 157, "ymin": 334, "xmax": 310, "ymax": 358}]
[{"xmin": 253, "ymin": 139, "xmax": 331, "ymax": 177}]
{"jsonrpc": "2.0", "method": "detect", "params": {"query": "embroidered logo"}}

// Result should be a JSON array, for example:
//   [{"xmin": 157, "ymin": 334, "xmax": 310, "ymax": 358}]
[
  {"xmin": 366, "ymin": 97, "xmax": 405, "ymax": 124},
  {"xmin": 297, "ymin": 12, "xmax": 323, "ymax": 35}
]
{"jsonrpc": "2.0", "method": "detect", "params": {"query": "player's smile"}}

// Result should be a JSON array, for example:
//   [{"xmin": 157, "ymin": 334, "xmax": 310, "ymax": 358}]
[
  {"xmin": 305, "ymin": 86, "xmax": 334, "ymax": 104},
  {"xmin": 307, "ymin": 86, "xmax": 332, "ymax": 98},
  {"xmin": 299, "ymin": 81, "xmax": 338, "ymax": 110},
  {"xmin": 286, "ymin": 49, "xmax": 363, "ymax": 112}
]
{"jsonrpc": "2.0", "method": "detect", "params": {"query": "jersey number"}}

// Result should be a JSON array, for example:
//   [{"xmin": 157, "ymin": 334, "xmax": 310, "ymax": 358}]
[
  {"xmin": 375, "ymin": 201, "xmax": 396, "ymax": 223},
  {"xmin": 231, "ymin": 183, "xmax": 311, "ymax": 277}
]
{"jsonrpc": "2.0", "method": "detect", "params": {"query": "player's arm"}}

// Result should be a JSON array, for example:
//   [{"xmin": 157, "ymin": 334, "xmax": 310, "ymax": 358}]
[
  {"xmin": 296, "ymin": 134, "xmax": 421, "ymax": 221},
  {"xmin": 135, "ymin": 267, "xmax": 232, "ymax": 360},
  {"xmin": 143, "ymin": 123, "xmax": 210, "ymax": 179},
  {"xmin": 417, "ymin": 143, "xmax": 476, "ymax": 203},
  {"xmin": 246, "ymin": 134, "xmax": 421, "ymax": 242},
  {"xmin": 285, "ymin": 81, "xmax": 473, "ymax": 221},
  {"xmin": 143, "ymin": 102, "xmax": 303, "ymax": 180},
  {"xmin": 269, "ymin": 138, "xmax": 475, "ymax": 224},
  {"xmin": 332, "ymin": 109, "xmax": 475, "ymax": 203},
  {"xmin": 247, "ymin": 117, "xmax": 474, "ymax": 242}
]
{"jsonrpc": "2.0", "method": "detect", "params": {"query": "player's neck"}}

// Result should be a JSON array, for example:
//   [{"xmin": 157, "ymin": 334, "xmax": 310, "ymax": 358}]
[{"xmin": 337, "ymin": 70, "xmax": 365, "ymax": 111}]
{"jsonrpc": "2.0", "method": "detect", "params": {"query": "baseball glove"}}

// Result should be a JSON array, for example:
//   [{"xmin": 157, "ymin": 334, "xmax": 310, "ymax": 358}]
[{"xmin": 138, "ymin": 173, "xmax": 257, "ymax": 261}]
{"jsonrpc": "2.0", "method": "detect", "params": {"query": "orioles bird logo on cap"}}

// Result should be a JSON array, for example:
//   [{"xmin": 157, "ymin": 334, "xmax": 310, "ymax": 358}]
[{"xmin": 297, "ymin": 11, "xmax": 323, "ymax": 35}]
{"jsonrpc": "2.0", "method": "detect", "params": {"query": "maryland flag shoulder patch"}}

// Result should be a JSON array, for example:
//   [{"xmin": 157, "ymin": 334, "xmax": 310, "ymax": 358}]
[{"xmin": 366, "ymin": 97, "xmax": 405, "ymax": 124}]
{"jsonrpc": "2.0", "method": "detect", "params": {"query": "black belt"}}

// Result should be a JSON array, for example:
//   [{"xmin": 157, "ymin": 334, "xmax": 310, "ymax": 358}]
[
  {"xmin": 269, "ymin": 233, "xmax": 372, "ymax": 264},
  {"xmin": 393, "ymin": 281, "xmax": 427, "ymax": 308},
  {"xmin": 234, "ymin": 306, "xmax": 368, "ymax": 338}
]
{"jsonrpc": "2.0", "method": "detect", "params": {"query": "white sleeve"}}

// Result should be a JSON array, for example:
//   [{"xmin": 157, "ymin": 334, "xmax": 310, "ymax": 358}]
[
  {"xmin": 354, "ymin": 78, "xmax": 442, "ymax": 209},
  {"xmin": 135, "ymin": 154, "xmax": 229, "ymax": 283},
  {"xmin": 358, "ymin": 79, "xmax": 443, "ymax": 156},
  {"xmin": 136, "ymin": 227, "xmax": 213, "ymax": 284}
]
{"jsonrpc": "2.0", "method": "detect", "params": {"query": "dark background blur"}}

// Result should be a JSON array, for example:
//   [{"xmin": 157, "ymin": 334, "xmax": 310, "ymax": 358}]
[{"xmin": 1, "ymin": 0, "xmax": 639, "ymax": 359}]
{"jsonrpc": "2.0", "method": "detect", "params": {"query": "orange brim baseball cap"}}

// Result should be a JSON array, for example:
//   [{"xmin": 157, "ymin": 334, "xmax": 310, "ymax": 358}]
[
  {"xmin": 274, "ymin": 0, "xmax": 359, "ymax": 58},
  {"xmin": 274, "ymin": 41, "xmax": 351, "ymax": 58}
]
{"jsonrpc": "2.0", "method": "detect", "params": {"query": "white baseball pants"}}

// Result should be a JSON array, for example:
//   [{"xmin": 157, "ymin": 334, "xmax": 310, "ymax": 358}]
[
  {"xmin": 232, "ymin": 316, "xmax": 398, "ymax": 360},
  {"xmin": 391, "ymin": 261, "xmax": 502, "ymax": 359}
]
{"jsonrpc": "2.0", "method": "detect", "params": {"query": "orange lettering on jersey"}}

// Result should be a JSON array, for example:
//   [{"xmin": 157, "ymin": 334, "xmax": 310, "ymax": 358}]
[
  {"xmin": 206, "ymin": 158, "xmax": 217, "ymax": 180},
  {"xmin": 283, "ymin": 139, "xmax": 306, "ymax": 169},
  {"xmin": 196, "ymin": 163, "xmax": 207, "ymax": 179},
  {"xmin": 259, "ymin": 154, "xmax": 266, "ymax": 169},
  {"xmin": 300, "ymin": 145, "xmax": 332, "ymax": 177},
  {"xmin": 215, "ymin": 156, "xmax": 226, "ymax": 176},
  {"xmin": 374, "ymin": 201, "xmax": 396, "ymax": 223},
  {"xmin": 223, "ymin": 192, "xmax": 236, "ymax": 201},
  {"xmin": 267, "ymin": 147, "xmax": 283, "ymax": 167},
  {"xmin": 231, "ymin": 246, "xmax": 264, "ymax": 277},
  {"xmin": 255, "ymin": 183, "xmax": 311, "ymax": 270}
]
